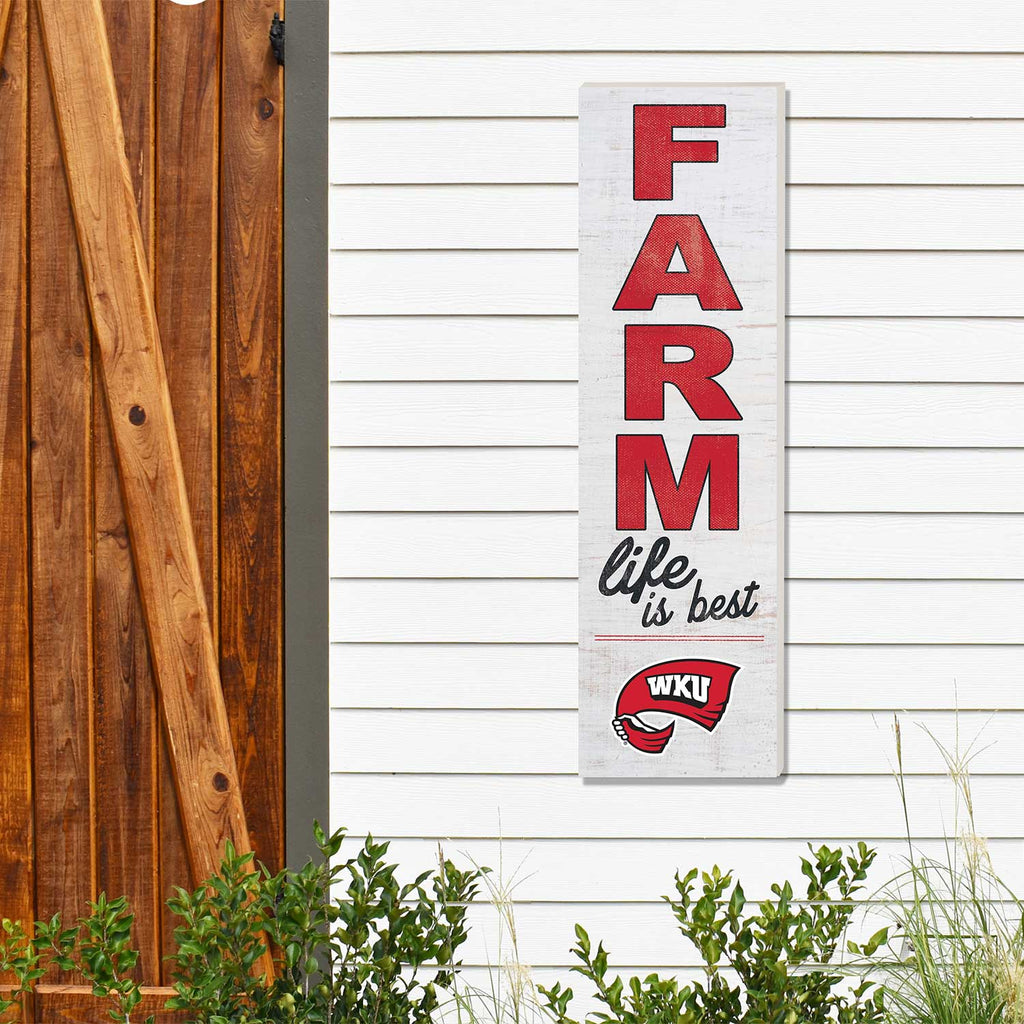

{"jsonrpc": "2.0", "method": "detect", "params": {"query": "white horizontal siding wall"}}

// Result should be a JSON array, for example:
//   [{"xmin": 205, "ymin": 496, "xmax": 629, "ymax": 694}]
[{"xmin": 327, "ymin": 1, "xmax": 1024, "ymax": 975}]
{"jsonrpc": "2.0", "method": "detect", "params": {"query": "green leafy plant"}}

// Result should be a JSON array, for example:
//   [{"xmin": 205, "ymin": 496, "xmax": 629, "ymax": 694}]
[
  {"xmin": 0, "ymin": 919, "xmax": 46, "ymax": 1022},
  {"xmin": 0, "ymin": 897, "xmax": 147, "ymax": 1024},
  {"xmin": 165, "ymin": 840, "xmax": 274, "ymax": 1022},
  {"xmin": 1, "ymin": 824, "xmax": 482, "ymax": 1024},
  {"xmin": 165, "ymin": 823, "xmax": 485, "ymax": 1024},
  {"xmin": 539, "ymin": 844, "xmax": 887, "ymax": 1024},
  {"xmin": 868, "ymin": 718, "xmax": 1024, "ymax": 1024},
  {"xmin": 74, "ymin": 894, "xmax": 151, "ymax": 1024}
]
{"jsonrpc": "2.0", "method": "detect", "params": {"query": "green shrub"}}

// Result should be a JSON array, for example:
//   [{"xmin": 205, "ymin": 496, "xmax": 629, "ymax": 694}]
[
  {"xmin": 0, "ymin": 824, "xmax": 483, "ymax": 1024},
  {"xmin": 0, "ymin": 918, "xmax": 48, "ymax": 1022},
  {"xmin": 539, "ymin": 844, "xmax": 887, "ymax": 1024},
  {"xmin": 0, "ymin": 895, "xmax": 148, "ymax": 1024},
  {"xmin": 165, "ymin": 824, "xmax": 484, "ymax": 1024}
]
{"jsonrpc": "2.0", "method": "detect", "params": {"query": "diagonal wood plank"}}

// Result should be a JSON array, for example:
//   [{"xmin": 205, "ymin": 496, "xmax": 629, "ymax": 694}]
[
  {"xmin": 35, "ymin": 2, "xmax": 270, "ymax": 978},
  {"xmin": 0, "ymin": 0, "xmax": 12, "ymax": 63}
]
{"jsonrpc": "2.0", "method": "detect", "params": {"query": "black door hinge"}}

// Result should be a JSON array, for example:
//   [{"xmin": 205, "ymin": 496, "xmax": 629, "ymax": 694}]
[{"xmin": 270, "ymin": 13, "xmax": 285, "ymax": 65}]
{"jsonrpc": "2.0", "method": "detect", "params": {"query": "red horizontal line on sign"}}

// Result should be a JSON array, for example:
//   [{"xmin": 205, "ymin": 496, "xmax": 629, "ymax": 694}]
[{"xmin": 594, "ymin": 635, "xmax": 766, "ymax": 642}]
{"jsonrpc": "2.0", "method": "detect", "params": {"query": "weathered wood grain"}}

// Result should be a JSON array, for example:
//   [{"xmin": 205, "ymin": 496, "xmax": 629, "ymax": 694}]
[
  {"xmin": 0, "ymin": 0, "xmax": 286, "ymax": 998},
  {"xmin": 36, "ymin": 985, "xmax": 186, "ymax": 1023},
  {"xmin": 220, "ymin": 0, "xmax": 285, "ymax": 872},
  {"xmin": 154, "ymin": 0, "xmax": 222, "ymax": 971},
  {"xmin": 0, "ymin": 0, "xmax": 32, "ymax": 943},
  {"xmin": 36, "ymin": 0, "xmax": 263, "ymax": 949},
  {"xmin": 576, "ymin": 85, "xmax": 783, "ymax": 779},
  {"xmin": 28, "ymin": 0, "xmax": 96, "ymax": 949},
  {"xmin": 93, "ymin": 0, "xmax": 161, "ymax": 982},
  {"xmin": 156, "ymin": 0, "xmax": 220, "ymax": 652},
  {"xmin": 0, "ymin": 0, "xmax": 12, "ymax": 63}
]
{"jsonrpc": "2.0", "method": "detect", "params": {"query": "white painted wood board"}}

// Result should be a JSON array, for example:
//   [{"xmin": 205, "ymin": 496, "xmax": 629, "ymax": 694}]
[
  {"xmin": 328, "ymin": 0, "xmax": 1024, "ymax": 969},
  {"xmin": 329, "ymin": 512, "xmax": 1024, "ymax": 580},
  {"xmin": 329, "ymin": 448, "xmax": 1024, "ymax": 514},
  {"xmin": 328, "ymin": 382, "xmax": 1024, "ymax": 447},
  {"xmin": 331, "ymin": 53, "xmax": 1024, "ymax": 118},
  {"xmin": 330, "ymin": 1, "xmax": 1024, "ymax": 53},
  {"xmin": 331, "ymin": 185, "xmax": 1024, "ymax": 251},
  {"xmin": 330, "ymin": 120, "xmax": 1024, "ymax": 185},
  {"xmin": 329, "ymin": 579, "xmax": 1024, "ymax": 644},
  {"xmin": 329, "ymin": 643, "xmax": 1024, "ymax": 711}
]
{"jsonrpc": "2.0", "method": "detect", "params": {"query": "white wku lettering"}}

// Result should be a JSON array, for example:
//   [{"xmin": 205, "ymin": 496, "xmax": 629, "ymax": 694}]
[{"xmin": 646, "ymin": 673, "xmax": 711, "ymax": 704}]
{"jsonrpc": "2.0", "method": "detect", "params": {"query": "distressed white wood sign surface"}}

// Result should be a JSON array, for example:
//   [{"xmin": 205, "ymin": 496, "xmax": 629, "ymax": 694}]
[{"xmin": 578, "ymin": 84, "xmax": 784, "ymax": 777}]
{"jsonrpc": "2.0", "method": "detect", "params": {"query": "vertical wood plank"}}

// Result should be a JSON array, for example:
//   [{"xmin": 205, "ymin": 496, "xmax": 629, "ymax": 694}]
[
  {"xmin": 35, "ymin": 4, "xmax": 269, "ymax": 980},
  {"xmin": 154, "ymin": 0, "xmax": 221, "ymax": 968},
  {"xmin": 92, "ymin": 0, "xmax": 161, "ymax": 983},
  {"xmin": 28, "ymin": 0, "xmax": 96, "ymax": 948},
  {"xmin": 220, "ymin": 0, "xmax": 285, "ymax": 871},
  {"xmin": 0, "ymin": 0, "xmax": 32, "ymax": 943}
]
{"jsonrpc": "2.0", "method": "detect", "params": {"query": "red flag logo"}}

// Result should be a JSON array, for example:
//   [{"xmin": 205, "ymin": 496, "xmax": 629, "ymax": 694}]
[{"xmin": 612, "ymin": 658, "xmax": 739, "ymax": 754}]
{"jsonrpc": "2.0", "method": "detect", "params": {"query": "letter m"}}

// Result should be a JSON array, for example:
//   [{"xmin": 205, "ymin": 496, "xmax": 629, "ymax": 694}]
[{"xmin": 616, "ymin": 434, "xmax": 739, "ymax": 531}]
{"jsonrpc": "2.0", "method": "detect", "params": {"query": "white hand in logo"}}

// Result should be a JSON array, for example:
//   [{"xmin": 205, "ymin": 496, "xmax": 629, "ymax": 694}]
[{"xmin": 613, "ymin": 713, "xmax": 660, "ymax": 743}]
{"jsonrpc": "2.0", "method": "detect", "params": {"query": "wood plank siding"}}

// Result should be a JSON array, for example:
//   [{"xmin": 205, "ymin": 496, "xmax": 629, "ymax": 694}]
[
  {"xmin": 0, "ymin": 1, "xmax": 285, "ymax": 1015},
  {"xmin": 327, "ymin": 0, "xmax": 1024, "ymax": 988}
]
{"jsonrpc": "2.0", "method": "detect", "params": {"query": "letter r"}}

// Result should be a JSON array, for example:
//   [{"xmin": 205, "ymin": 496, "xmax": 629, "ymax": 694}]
[{"xmin": 625, "ymin": 324, "xmax": 741, "ymax": 422}]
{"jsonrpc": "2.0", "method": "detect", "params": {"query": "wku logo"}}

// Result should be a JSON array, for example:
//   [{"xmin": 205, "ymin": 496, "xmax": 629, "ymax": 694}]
[{"xmin": 612, "ymin": 659, "xmax": 739, "ymax": 754}]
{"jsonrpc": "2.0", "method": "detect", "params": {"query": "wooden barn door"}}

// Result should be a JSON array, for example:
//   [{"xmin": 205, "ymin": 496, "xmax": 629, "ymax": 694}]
[{"xmin": 0, "ymin": 0, "xmax": 285, "ymax": 1018}]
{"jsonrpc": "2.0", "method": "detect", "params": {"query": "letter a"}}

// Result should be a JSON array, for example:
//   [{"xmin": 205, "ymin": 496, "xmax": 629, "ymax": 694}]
[{"xmin": 614, "ymin": 215, "xmax": 741, "ymax": 312}]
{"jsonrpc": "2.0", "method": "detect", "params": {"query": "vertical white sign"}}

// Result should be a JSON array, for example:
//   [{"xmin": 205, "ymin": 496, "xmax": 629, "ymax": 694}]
[{"xmin": 579, "ymin": 84, "xmax": 784, "ymax": 778}]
